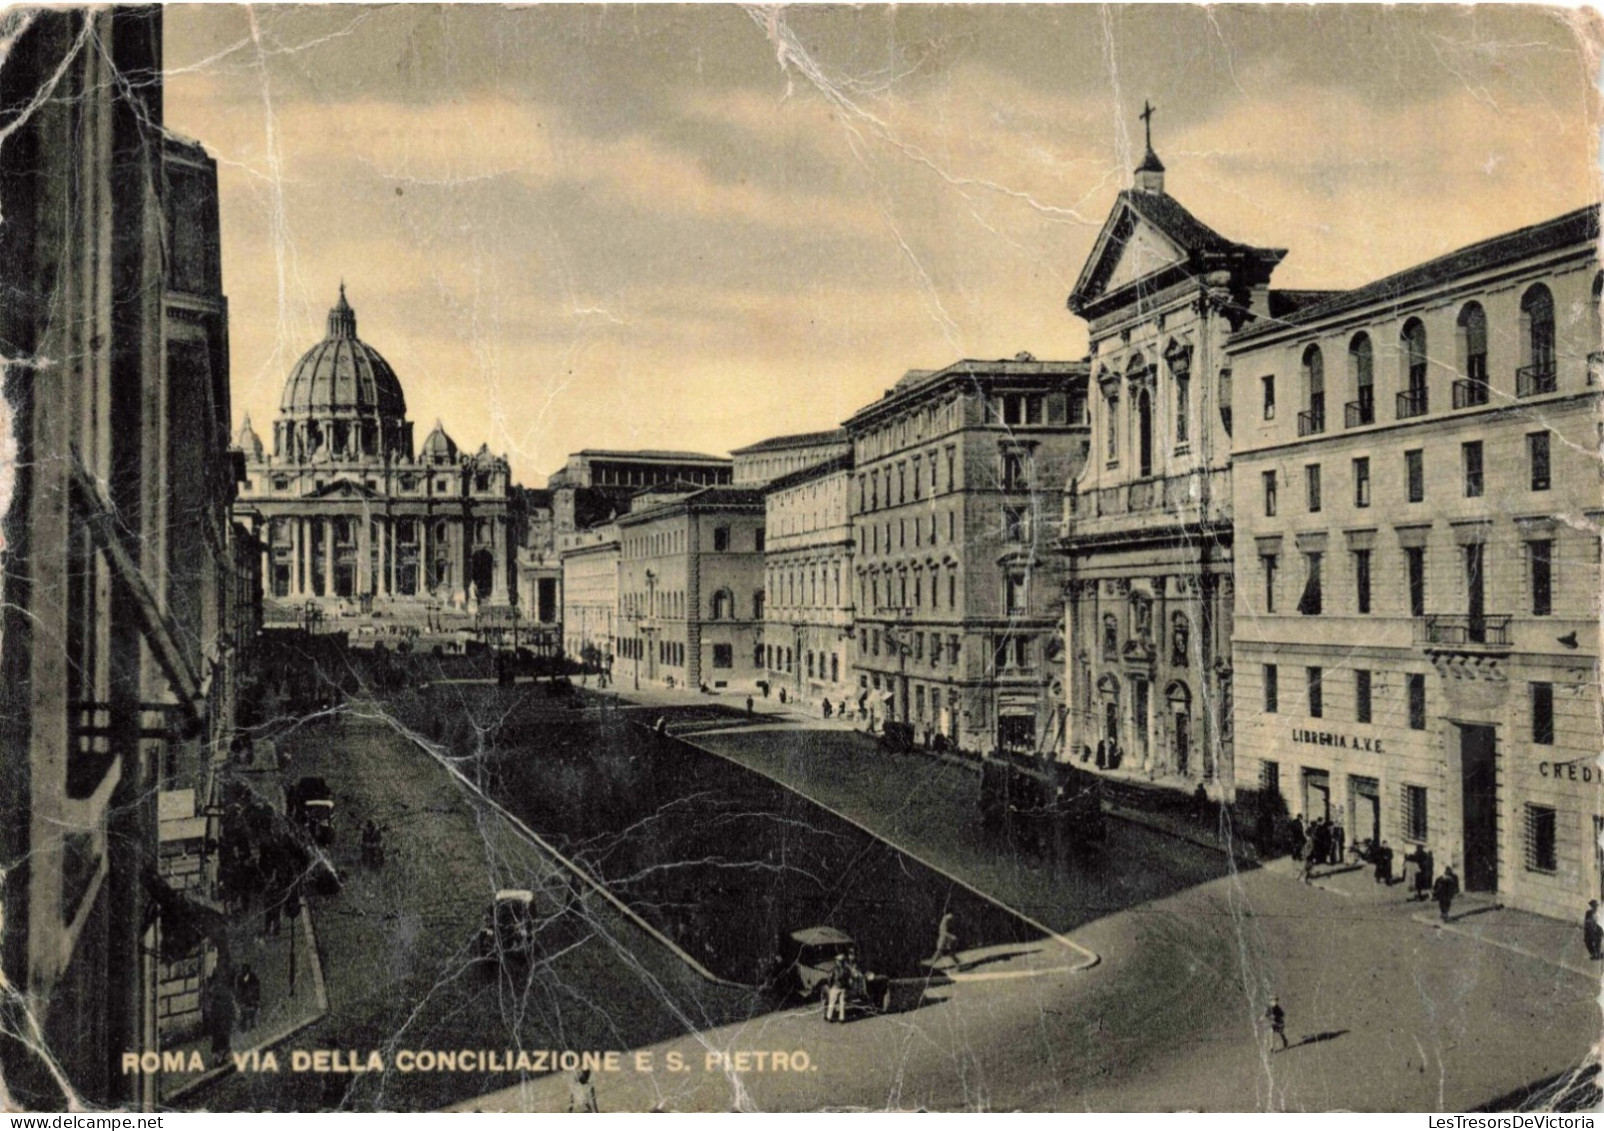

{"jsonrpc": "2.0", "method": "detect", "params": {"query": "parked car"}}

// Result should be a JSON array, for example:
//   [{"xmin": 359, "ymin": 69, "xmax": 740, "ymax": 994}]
[
  {"xmin": 777, "ymin": 926, "xmax": 890, "ymax": 1014},
  {"xmin": 478, "ymin": 889, "xmax": 539, "ymax": 964}
]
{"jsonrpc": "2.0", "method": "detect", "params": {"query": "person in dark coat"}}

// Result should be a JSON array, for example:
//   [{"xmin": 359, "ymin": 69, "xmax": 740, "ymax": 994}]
[
  {"xmin": 1264, "ymin": 995, "xmax": 1289, "ymax": 1054},
  {"xmin": 1433, "ymin": 865, "xmax": 1460, "ymax": 922},
  {"xmin": 1584, "ymin": 900, "xmax": 1603, "ymax": 960},
  {"xmin": 1408, "ymin": 846, "xmax": 1434, "ymax": 902},
  {"xmin": 1373, "ymin": 840, "xmax": 1393, "ymax": 884},
  {"xmin": 1311, "ymin": 819, "xmax": 1331, "ymax": 867},
  {"xmin": 1331, "ymin": 818, "xmax": 1346, "ymax": 865},
  {"xmin": 235, "ymin": 964, "xmax": 262, "ymax": 1032},
  {"xmin": 1289, "ymin": 814, "xmax": 1306, "ymax": 862},
  {"xmin": 203, "ymin": 973, "xmax": 236, "ymax": 1065}
]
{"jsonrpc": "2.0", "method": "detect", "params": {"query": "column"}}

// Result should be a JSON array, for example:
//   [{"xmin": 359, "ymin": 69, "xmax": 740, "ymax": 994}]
[
  {"xmin": 452, "ymin": 519, "xmax": 467, "ymax": 606},
  {"xmin": 300, "ymin": 518, "xmax": 312, "ymax": 597},
  {"xmin": 322, "ymin": 517, "xmax": 335, "ymax": 597},
  {"xmin": 387, "ymin": 519, "xmax": 398, "ymax": 597},
  {"xmin": 357, "ymin": 513, "xmax": 372, "ymax": 597},
  {"xmin": 490, "ymin": 517, "xmax": 509, "ymax": 605},
  {"xmin": 289, "ymin": 518, "xmax": 301, "ymax": 597}
]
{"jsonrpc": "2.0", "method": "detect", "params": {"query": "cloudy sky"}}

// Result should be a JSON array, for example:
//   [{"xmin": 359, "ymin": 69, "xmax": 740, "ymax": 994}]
[{"xmin": 164, "ymin": 5, "xmax": 1600, "ymax": 486}]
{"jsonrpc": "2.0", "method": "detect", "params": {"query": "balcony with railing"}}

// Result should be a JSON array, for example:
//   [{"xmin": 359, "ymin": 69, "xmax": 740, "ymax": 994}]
[
  {"xmin": 1418, "ymin": 613, "xmax": 1512, "ymax": 651},
  {"xmin": 1396, "ymin": 387, "xmax": 1429, "ymax": 419},
  {"xmin": 1069, "ymin": 467, "xmax": 1231, "ymax": 533},
  {"xmin": 1344, "ymin": 395, "xmax": 1374, "ymax": 428},
  {"xmin": 1451, "ymin": 378, "xmax": 1490, "ymax": 409},
  {"xmin": 1516, "ymin": 361, "xmax": 1557, "ymax": 398},
  {"xmin": 1297, "ymin": 404, "xmax": 1326, "ymax": 437}
]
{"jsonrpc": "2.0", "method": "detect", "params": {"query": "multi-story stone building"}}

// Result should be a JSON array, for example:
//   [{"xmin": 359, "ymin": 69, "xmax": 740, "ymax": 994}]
[
  {"xmin": 846, "ymin": 355, "xmax": 1089, "ymax": 754},
  {"xmin": 763, "ymin": 452, "xmax": 856, "ymax": 707},
  {"xmin": 559, "ymin": 522, "xmax": 621, "ymax": 669},
  {"xmin": 616, "ymin": 487, "xmax": 766, "ymax": 692},
  {"xmin": 1060, "ymin": 141, "xmax": 1310, "ymax": 787},
  {"xmin": 731, "ymin": 429, "xmax": 850, "ymax": 486},
  {"xmin": 1228, "ymin": 205, "xmax": 1602, "ymax": 919},
  {"xmin": 546, "ymin": 449, "xmax": 732, "ymax": 532},
  {"xmin": 0, "ymin": 9, "xmax": 244, "ymax": 1105},
  {"xmin": 234, "ymin": 289, "xmax": 516, "ymax": 622}
]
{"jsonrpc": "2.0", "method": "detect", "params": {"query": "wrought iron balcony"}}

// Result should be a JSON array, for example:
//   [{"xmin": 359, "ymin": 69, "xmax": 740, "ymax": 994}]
[
  {"xmin": 1396, "ymin": 387, "xmax": 1429, "ymax": 419},
  {"xmin": 1517, "ymin": 362, "xmax": 1557, "ymax": 398},
  {"xmin": 1452, "ymin": 378, "xmax": 1490, "ymax": 409},
  {"xmin": 1419, "ymin": 613, "xmax": 1512, "ymax": 650},
  {"xmin": 1297, "ymin": 406, "xmax": 1326, "ymax": 436},
  {"xmin": 1344, "ymin": 397, "xmax": 1374, "ymax": 428}
]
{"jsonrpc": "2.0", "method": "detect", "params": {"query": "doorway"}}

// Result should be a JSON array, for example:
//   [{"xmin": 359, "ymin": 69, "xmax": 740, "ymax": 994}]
[
  {"xmin": 1302, "ymin": 768, "xmax": 1331, "ymax": 822},
  {"xmin": 1460, "ymin": 724, "xmax": 1499, "ymax": 892},
  {"xmin": 1350, "ymin": 775, "xmax": 1381, "ymax": 846}
]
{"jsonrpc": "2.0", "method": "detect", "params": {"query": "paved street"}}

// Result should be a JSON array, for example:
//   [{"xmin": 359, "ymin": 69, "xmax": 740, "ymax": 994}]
[{"xmin": 190, "ymin": 677, "xmax": 1598, "ymax": 1111}]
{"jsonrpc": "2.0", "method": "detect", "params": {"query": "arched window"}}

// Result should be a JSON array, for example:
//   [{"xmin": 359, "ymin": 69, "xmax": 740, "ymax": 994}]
[
  {"xmin": 1520, "ymin": 284, "xmax": 1557, "ymax": 396},
  {"xmin": 1399, "ymin": 319, "xmax": 1428, "ymax": 417},
  {"xmin": 1347, "ymin": 333, "xmax": 1374, "ymax": 426},
  {"xmin": 1456, "ymin": 302, "xmax": 1489, "ymax": 406},
  {"xmin": 1299, "ymin": 345, "xmax": 1326, "ymax": 435}
]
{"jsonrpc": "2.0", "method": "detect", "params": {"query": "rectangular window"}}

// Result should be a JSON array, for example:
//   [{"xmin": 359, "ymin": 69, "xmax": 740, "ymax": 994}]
[
  {"xmin": 1297, "ymin": 551, "xmax": 1323, "ymax": 616},
  {"xmin": 1353, "ymin": 457, "xmax": 1371, "ymax": 508},
  {"xmin": 1462, "ymin": 441, "xmax": 1484, "ymax": 498},
  {"xmin": 754, "ymin": 529, "xmax": 764, "ymax": 553},
  {"xmin": 1263, "ymin": 470, "xmax": 1278, "ymax": 517},
  {"xmin": 1531, "ymin": 682, "xmax": 1554, "ymax": 745},
  {"xmin": 1305, "ymin": 464, "xmax": 1322, "ymax": 513},
  {"xmin": 1006, "ymin": 573, "xmax": 1027, "ymax": 613},
  {"xmin": 1014, "ymin": 636, "xmax": 1031, "ymax": 668},
  {"xmin": 1262, "ymin": 375, "xmax": 1276, "ymax": 420},
  {"xmin": 1003, "ymin": 505, "xmax": 1029, "ymax": 543},
  {"xmin": 714, "ymin": 526, "xmax": 730, "ymax": 552},
  {"xmin": 1402, "ymin": 785, "xmax": 1428, "ymax": 843},
  {"xmin": 1406, "ymin": 547, "xmax": 1426, "ymax": 617},
  {"xmin": 1264, "ymin": 664, "xmax": 1278, "ymax": 713},
  {"xmin": 1530, "ymin": 539, "xmax": 1553, "ymax": 617},
  {"xmin": 1405, "ymin": 449, "xmax": 1424, "ymax": 503},
  {"xmin": 1529, "ymin": 431, "xmax": 1551, "ymax": 491},
  {"xmin": 1408, "ymin": 673, "xmax": 1426, "ymax": 730},
  {"xmin": 948, "ymin": 635, "xmax": 960, "ymax": 665},
  {"xmin": 1261, "ymin": 554, "xmax": 1278, "ymax": 614},
  {"xmin": 1307, "ymin": 667, "xmax": 1323, "ymax": 718},
  {"xmin": 1525, "ymin": 804, "xmax": 1558, "ymax": 873},
  {"xmin": 1356, "ymin": 670, "xmax": 1372, "ymax": 723},
  {"xmin": 914, "ymin": 632, "xmax": 924, "ymax": 662},
  {"xmin": 712, "ymin": 644, "xmax": 733, "ymax": 669},
  {"xmin": 1002, "ymin": 452, "xmax": 1028, "ymax": 491},
  {"xmin": 1354, "ymin": 549, "xmax": 1372, "ymax": 615},
  {"xmin": 1176, "ymin": 375, "xmax": 1190, "ymax": 444}
]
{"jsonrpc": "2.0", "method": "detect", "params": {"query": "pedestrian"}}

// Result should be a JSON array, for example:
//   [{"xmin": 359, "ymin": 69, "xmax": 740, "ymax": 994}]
[
  {"xmin": 1331, "ymin": 818, "xmax": 1346, "ymax": 866},
  {"xmin": 838, "ymin": 700, "xmax": 847, "ymax": 719},
  {"xmin": 929, "ymin": 911, "xmax": 959, "ymax": 969},
  {"xmin": 822, "ymin": 699, "xmax": 832, "ymax": 718},
  {"xmin": 1584, "ymin": 901, "xmax": 1603, "ymax": 960},
  {"xmin": 778, "ymin": 687, "xmax": 787, "ymax": 704},
  {"xmin": 1373, "ymin": 840, "xmax": 1393, "ymax": 884},
  {"xmin": 1413, "ymin": 846, "xmax": 1435, "ymax": 903},
  {"xmin": 1264, "ymin": 995, "xmax": 1289, "ymax": 1053},
  {"xmin": 235, "ymin": 964, "xmax": 262, "ymax": 1033},
  {"xmin": 567, "ymin": 1067, "xmax": 599, "ymax": 1112},
  {"xmin": 1191, "ymin": 782, "xmax": 1209, "ymax": 823},
  {"xmin": 1433, "ymin": 864, "xmax": 1460, "ymax": 922},
  {"xmin": 1311, "ymin": 819, "xmax": 1331, "ymax": 867},
  {"xmin": 746, "ymin": 696, "xmax": 754, "ymax": 717},
  {"xmin": 824, "ymin": 954, "xmax": 848, "ymax": 1023},
  {"xmin": 203, "ymin": 973, "xmax": 236, "ymax": 1066},
  {"xmin": 1289, "ymin": 814, "xmax": 1306, "ymax": 862},
  {"xmin": 1301, "ymin": 848, "xmax": 1316, "ymax": 886}
]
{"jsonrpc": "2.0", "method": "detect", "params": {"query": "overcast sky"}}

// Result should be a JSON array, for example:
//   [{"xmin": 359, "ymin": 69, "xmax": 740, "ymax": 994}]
[{"xmin": 164, "ymin": 4, "xmax": 1601, "ymax": 486}]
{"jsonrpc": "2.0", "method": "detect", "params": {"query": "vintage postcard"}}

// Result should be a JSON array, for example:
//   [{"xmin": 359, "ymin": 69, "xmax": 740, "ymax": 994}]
[{"xmin": 0, "ymin": 2, "xmax": 1600, "ymax": 1115}]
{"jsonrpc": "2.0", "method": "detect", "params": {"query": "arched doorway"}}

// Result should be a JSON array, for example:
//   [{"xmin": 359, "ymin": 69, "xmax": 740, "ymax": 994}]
[
  {"xmin": 470, "ymin": 548, "xmax": 495, "ymax": 601},
  {"xmin": 1166, "ymin": 681, "xmax": 1193, "ymax": 777}
]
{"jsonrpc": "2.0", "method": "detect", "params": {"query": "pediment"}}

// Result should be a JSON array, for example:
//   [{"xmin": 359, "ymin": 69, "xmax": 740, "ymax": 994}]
[
  {"xmin": 1072, "ymin": 205, "xmax": 1185, "ymax": 308},
  {"xmin": 307, "ymin": 477, "xmax": 382, "ymax": 500}
]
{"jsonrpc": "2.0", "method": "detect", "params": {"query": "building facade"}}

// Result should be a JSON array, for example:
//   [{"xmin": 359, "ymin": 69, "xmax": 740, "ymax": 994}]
[
  {"xmin": 234, "ymin": 290, "xmax": 516, "ymax": 624},
  {"xmin": 763, "ymin": 453, "xmax": 856, "ymax": 707},
  {"xmin": 1060, "ymin": 145, "xmax": 1294, "ymax": 788},
  {"xmin": 616, "ymin": 487, "xmax": 766, "ymax": 692},
  {"xmin": 847, "ymin": 356, "xmax": 1089, "ymax": 754},
  {"xmin": 0, "ymin": 9, "xmax": 243, "ymax": 1105},
  {"xmin": 559, "ymin": 522, "xmax": 621, "ymax": 669},
  {"xmin": 546, "ymin": 449, "xmax": 732, "ymax": 533},
  {"xmin": 1228, "ymin": 205, "xmax": 1603, "ymax": 920},
  {"xmin": 731, "ymin": 429, "xmax": 851, "ymax": 486}
]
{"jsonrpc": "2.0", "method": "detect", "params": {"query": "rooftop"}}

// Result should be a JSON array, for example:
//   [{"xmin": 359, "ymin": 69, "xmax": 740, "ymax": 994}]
[
  {"xmin": 764, "ymin": 451, "xmax": 855, "ymax": 494},
  {"xmin": 729, "ymin": 428, "xmax": 849, "ymax": 455}
]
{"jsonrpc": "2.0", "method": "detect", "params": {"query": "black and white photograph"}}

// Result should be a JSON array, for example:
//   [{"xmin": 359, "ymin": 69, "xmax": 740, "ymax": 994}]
[{"xmin": 0, "ymin": 2, "xmax": 1600, "ymax": 1114}]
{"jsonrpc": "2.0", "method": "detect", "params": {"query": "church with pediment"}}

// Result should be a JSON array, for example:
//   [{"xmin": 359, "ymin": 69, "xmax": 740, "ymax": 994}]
[
  {"xmin": 1060, "ymin": 122, "xmax": 1318, "ymax": 792},
  {"xmin": 233, "ymin": 288, "xmax": 515, "ymax": 622}
]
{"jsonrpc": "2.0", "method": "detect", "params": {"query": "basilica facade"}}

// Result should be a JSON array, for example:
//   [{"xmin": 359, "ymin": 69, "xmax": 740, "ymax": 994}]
[{"xmin": 234, "ymin": 288, "xmax": 515, "ymax": 623}]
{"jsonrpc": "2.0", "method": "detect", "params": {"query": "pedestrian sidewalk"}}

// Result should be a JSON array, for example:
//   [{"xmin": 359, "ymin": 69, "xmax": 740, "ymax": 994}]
[
  {"xmin": 161, "ymin": 897, "xmax": 328, "ymax": 1103},
  {"xmin": 1410, "ymin": 902, "xmax": 1601, "ymax": 981}
]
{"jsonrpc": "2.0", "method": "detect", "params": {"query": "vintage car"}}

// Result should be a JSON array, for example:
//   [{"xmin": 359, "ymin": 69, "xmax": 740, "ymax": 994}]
[
  {"xmin": 478, "ymin": 889, "xmax": 539, "ymax": 964},
  {"xmin": 286, "ymin": 776, "xmax": 335, "ymax": 847},
  {"xmin": 777, "ymin": 926, "xmax": 890, "ymax": 1014}
]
